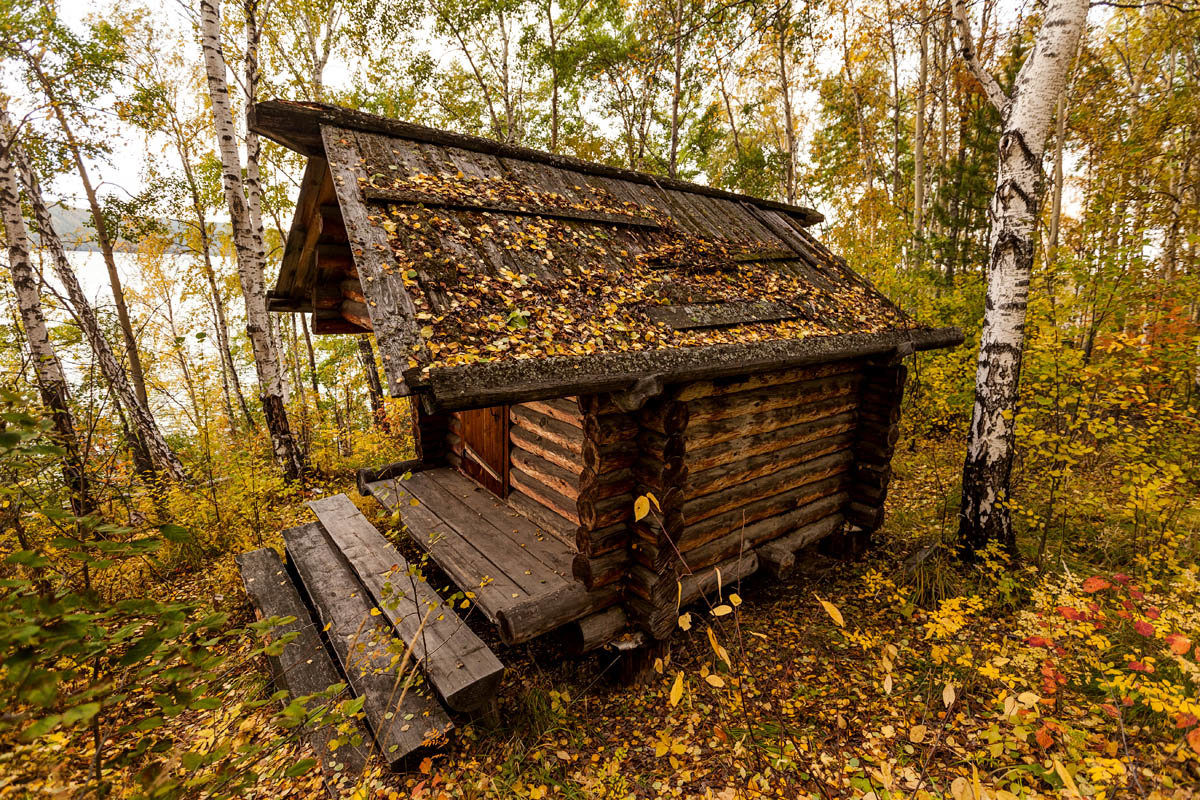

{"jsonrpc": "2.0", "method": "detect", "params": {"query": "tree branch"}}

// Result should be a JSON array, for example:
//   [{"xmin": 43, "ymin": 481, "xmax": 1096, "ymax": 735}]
[{"xmin": 951, "ymin": 0, "xmax": 1009, "ymax": 112}]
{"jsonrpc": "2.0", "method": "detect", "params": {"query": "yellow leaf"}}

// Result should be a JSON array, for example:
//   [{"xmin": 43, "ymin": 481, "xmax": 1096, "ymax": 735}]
[
  {"xmin": 883, "ymin": 674, "xmax": 893, "ymax": 694},
  {"xmin": 707, "ymin": 627, "xmax": 731, "ymax": 668},
  {"xmin": 653, "ymin": 657, "xmax": 664, "ymax": 675},
  {"xmin": 634, "ymin": 495, "xmax": 650, "ymax": 521},
  {"xmin": 1053, "ymin": 759, "xmax": 1081, "ymax": 798},
  {"xmin": 943, "ymin": 682, "xmax": 956, "ymax": 707},
  {"xmin": 909, "ymin": 724, "xmax": 927, "ymax": 744},
  {"xmin": 418, "ymin": 756, "xmax": 432, "ymax": 774},
  {"xmin": 646, "ymin": 492, "xmax": 660, "ymax": 511},
  {"xmin": 669, "ymin": 672, "xmax": 684, "ymax": 706},
  {"xmin": 815, "ymin": 594, "xmax": 844, "ymax": 627},
  {"xmin": 370, "ymin": 607, "xmax": 381, "ymax": 616},
  {"xmin": 729, "ymin": 593, "xmax": 742, "ymax": 607},
  {"xmin": 705, "ymin": 674, "xmax": 725, "ymax": 688},
  {"xmin": 678, "ymin": 612, "xmax": 692, "ymax": 631},
  {"xmin": 711, "ymin": 604, "xmax": 732, "ymax": 617},
  {"xmin": 1017, "ymin": 691, "xmax": 1040, "ymax": 708}
]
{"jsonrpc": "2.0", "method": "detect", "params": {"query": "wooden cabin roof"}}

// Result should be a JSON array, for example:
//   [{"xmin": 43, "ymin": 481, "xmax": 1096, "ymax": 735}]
[{"xmin": 253, "ymin": 101, "xmax": 961, "ymax": 409}]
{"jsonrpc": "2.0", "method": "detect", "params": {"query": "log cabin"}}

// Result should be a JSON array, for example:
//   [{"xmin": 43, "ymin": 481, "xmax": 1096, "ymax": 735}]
[{"xmin": 252, "ymin": 100, "xmax": 962, "ymax": 656}]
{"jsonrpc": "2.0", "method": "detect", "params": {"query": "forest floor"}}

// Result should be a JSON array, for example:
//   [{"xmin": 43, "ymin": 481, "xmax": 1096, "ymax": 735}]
[{"xmin": 4, "ymin": 438, "xmax": 1197, "ymax": 800}]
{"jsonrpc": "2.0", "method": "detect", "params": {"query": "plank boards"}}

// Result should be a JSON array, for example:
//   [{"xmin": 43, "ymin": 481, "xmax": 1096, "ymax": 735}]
[
  {"xmin": 307, "ymin": 495, "xmax": 504, "ymax": 712},
  {"xmin": 282, "ymin": 523, "xmax": 452, "ymax": 766},
  {"xmin": 644, "ymin": 301, "xmax": 801, "ymax": 330},
  {"xmin": 364, "ymin": 468, "xmax": 607, "ymax": 643},
  {"xmin": 235, "ymin": 548, "xmax": 370, "ymax": 785}
]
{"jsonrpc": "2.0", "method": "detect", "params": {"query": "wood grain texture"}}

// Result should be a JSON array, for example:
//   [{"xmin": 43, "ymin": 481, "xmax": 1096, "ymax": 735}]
[
  {"xmin": 236, "ymin": 547, "xmax": 371, "ymax": 784},
  {"xmin": 307, "ymin": 495, "xmax": 504, "ymax": 712},
  {"xmin": 282, "ymin": 523, "xmax": 452, "ymax": 766}
]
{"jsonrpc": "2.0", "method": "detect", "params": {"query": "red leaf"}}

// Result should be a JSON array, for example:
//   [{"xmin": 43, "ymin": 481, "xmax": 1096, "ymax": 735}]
[
  {"xmin": 1057, "ymin": 606, "xmax": 1085, "ymax": 621},
  {"xmin": 1175, "ymin": 713, "xmax": 1198, "ymax": 730},
  {"xmin": 1145, "ymin": 606, "xmax": 1160, "ymax": 620},
  {"xmin": 1035, "ymin": 724, "xmax": 1055, "ymax": 749},
  {"xmin": 1128, "ymin": 661, "xmax": 1154, "ymax": 673},
  {"xmin": 1100, "ymin": 703, "xmax": 1120, "ymax": 718},
  {"xmin": 1133, "ymin": 620, "xmax": 1155, "ymax": 637},
  {"xmin": 1167, "ymin": 634, "xmax": 1192, "ymax": 655},
  {"xmin": 1129, "ymin": 588, "xmax": 1145, "ymax": 601},
  {"xmin": 1113, "ymin": 572, "xmax": 1130, "ymax": 584},
  {"xmin": 1188, "ymin": 728, "xmax": 1200, "ymax": 756},
  {"xmin": 1082, "ymin": 576, "xmax": 1111, "ymax": 593},
  {"xmin": 1026, "ymin": 636, "xmax": 1054, "ymax": 648}
]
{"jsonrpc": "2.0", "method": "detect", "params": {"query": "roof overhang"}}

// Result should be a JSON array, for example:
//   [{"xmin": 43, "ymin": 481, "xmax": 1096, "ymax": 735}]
[{"xmin": 406, "ymin": 326, "xmax": 963, "ymax": 411}]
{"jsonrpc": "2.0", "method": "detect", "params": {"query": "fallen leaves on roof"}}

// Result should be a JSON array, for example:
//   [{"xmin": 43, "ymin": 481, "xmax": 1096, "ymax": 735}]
[{"xmin": 358, "ymin": 166, "xmax": 915, "ymax": 374}]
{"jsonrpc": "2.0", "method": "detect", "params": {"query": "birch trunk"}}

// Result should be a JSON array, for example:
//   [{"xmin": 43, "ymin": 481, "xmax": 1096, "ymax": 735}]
[
  {"xmin": 0, "ymin": 125, "xmax": 91, "ymax": 514},
  {"xmin": 29, "ymin": 62, "xmax": 151, "ymax": 410},
  {"xmin": 952, "ymin": 0, "xmax": 1088, "ymax": 557},
  {"xmin": 200, "ymin": 0, "xmax": 304, "ymax": 480},
  {"xmin": 913, "ymin": 14, "xmax": 929, "ymax": 242},
  {"xmin": 9, "ymin": 131, "xmax": 188, "ymax": 482}
]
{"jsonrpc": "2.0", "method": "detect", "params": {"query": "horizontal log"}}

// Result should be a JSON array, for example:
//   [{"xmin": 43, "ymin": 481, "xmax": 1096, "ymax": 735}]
[
  {"xmin": 633, "ymin": 455, "xmax": 687, "ymax": 495},
  {"xmin": 679, "ymin": 492, "xmax": 848, "ymax": 573},
  {"xmin": 676, "ymin": 478, "xmax": 849, "ymax": 557},
  {"xmin": 852, "ymin": 462, "xmax": 893, "ymax": 490},
  {"xmin": 683, "ymin": 397, "xmax": 858, "ymax": 451},
  {"xmin": 340, "ymin": 299, "xmax": 373, "ymax": 330},
  {"xmin": 679, "ymin": 551, "xmax": 759, "ymax": 607},
  {"xmin": 675, "ymin": 359, "xmax": 863, "ymax": 401},
  {"xmin": 572, "ymin": 549, "xmax": 629, "ymax": 589},
  {"xmin": 497, "ymin": 583, "xmax": 622, "ymax": 645},
  {"xmin": 681, "ymin": 451, "xmax": 853, "ymax": 525},
  {"xmin": 511, "ymin": 447, "xmax": 580, "ymax": 501},
  {"xmin": 857, "ymin": 423, "xmax": 900, "ymax": 450},
  {"xmin": 566, "ymin": 607, "xmax": 629, "ymax": 655},
  {"xmin": 582, "ymin": 437, "xmax": 639, "ymax": 472},
  {"xmin": 857, "ymin": 404, "xmax": 901, "ymax": 427},
  {"xmin": 522, "ymin": 398, "xmax": 582, "ymax": 427},
  {"xmin": 624, "ymin": 593, "xmax": 676, "ymax": 640},
  {"xmin": 577, "ymin": 491, "xmax": 631, "ymax": 530},
  {"xmin": 510, "ymin": 468, "xmax": 580, "ymax": 525},
  {"xmin": 579, "ymin": 466, "xmax": 636, "ymax": 500},
  {"xmin": 507, "ymin": 487, "xmax": 576, "ymax": 543},
  {"xmin": 756, "ymin": 514, "xmax": 844, "ymax": 578},
  {"xmin": 356, "ymin": 458, "xmax": 425, "ymax": 496},
  {"xmin": 582, "ymin": 413, "xmax": 639, "ymax": 446},
  {"xmin": 845, "ymin": 501, "xmax": 885, "ymax": 531},
  {"xmin": 576, "ymin": 522, "xmax": 629, "ymax": 556},
  {"xmin": 681, "ymin": 373, "xmax": 861, "ymax": 426},
  {"xmin": 510, "ymin": 425, "xmax": 583, "ymax": 475},
  {"xmin": 639, "ymin": 400, "xmax": 690, "ymax": 436},
  {"xmin": 683, "ymin": 431, "xmax": 855, "ymax": 500},
  {"xmin": 510, "ymin": 405, "xmax": 584, "ymax": 454}
]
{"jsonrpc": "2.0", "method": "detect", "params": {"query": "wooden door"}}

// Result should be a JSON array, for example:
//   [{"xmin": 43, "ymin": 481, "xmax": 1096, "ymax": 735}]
[{"xmin": 453, "ymin": 406, "xmax": 509, "ymax": 497}]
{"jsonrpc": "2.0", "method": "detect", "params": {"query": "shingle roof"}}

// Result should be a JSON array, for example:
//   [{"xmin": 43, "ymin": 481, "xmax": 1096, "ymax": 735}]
[{"xmin": 253, "ymin": 101, "xmax": 960, "ymax": 408}]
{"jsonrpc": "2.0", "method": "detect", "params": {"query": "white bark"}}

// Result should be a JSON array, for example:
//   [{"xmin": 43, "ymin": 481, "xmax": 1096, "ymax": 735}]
[
  {"xmin": 199, "ymin": 0, "xmax": 304, "ymax": 480},
  {"xmin": 7, "ymin": 124, "xmax": 188, "ymax": 483},
  {"xmin": 914, "ymin": 13, "xmax": 929, "ymax": 241},
  {"xmin": 0, "ymin": 118, "xmax": 90, "ymax": 510},
  {"xmin": 954, "ymin": 0, "xmax": 1089, "ymax": 555}
]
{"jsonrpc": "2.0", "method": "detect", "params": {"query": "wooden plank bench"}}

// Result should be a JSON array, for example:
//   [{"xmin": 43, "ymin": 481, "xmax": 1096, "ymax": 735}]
[
  {"xmin": 363, "ymin": 467, "xmax": 620, "ymax": 644},
  {"xmin": 235, "ymin": 548, "xmax": 371, "ymax": 788},
  {"xmin": 307, "ymin": 495, "xmax": 504, "ymax": 712},
  {"xmin": 283, "ymin": 523, "xmax": 453, "ymax": 767}
]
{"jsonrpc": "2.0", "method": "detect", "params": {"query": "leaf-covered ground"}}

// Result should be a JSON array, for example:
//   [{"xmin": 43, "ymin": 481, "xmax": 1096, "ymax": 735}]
[{"xmin": 3, "ymin": 438, "xmax": 1196, "ymax": 800}]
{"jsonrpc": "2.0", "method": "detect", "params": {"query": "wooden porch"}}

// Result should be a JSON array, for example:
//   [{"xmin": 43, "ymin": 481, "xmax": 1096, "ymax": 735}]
[{"xmin": 363, "ymin": 467, "xmax": 620, "ymax": 645}]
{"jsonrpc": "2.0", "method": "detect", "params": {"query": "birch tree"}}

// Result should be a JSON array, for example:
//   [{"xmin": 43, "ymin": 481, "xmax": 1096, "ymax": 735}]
[
  {"xmin": 3, "ymin": 112, "xmax": 188, "ymax": 483},
  {"xmin": 952, "ymin": 0, "xmax": 1089, "ymax": 557},
  {"xmin": 199, "ymin": 0, "xmax": 305, "ymax": 480},
  {"xmin": 0, "ymin": 112, "xmax": 90, "ymax": 514}
]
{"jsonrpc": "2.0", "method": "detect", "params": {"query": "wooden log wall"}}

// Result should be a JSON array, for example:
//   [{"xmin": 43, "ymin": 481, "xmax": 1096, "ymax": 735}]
[
  {"xmin": 413, "ymin": 402, "xmax": 452, "ymax": 466},
  {"xmin": 845, "ymin": 362, "xmax": 907, "ymax": 532},
  {"xmin": 507, "ymin": 397, "xmax": 585, "ymax": 545},
  {"xmin": 572, "ymin": 394, "xmax": 638, "ymax": 590},
  {"xmin": 627, "ymin": 361, "xmax": 865, "ymax": 639}
]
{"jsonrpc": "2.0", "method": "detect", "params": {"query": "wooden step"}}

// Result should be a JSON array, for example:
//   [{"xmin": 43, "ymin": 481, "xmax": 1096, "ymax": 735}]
[
  {"xmin": 307, "ymin": 495, "xmax": 505, "ymax": 712},
  {"xmin": 236, "ymin": 547, "xmax": 371, "ymax": 786},
  {"xmin": 282, "ymin": 523, "xmax": 453, "ymax": 767}
]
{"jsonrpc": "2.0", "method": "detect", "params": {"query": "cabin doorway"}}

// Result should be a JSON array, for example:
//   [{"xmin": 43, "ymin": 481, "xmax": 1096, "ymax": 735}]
[{"xmin": 452, "ymin": 406, "xmax": 509, "ymax": 497}]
